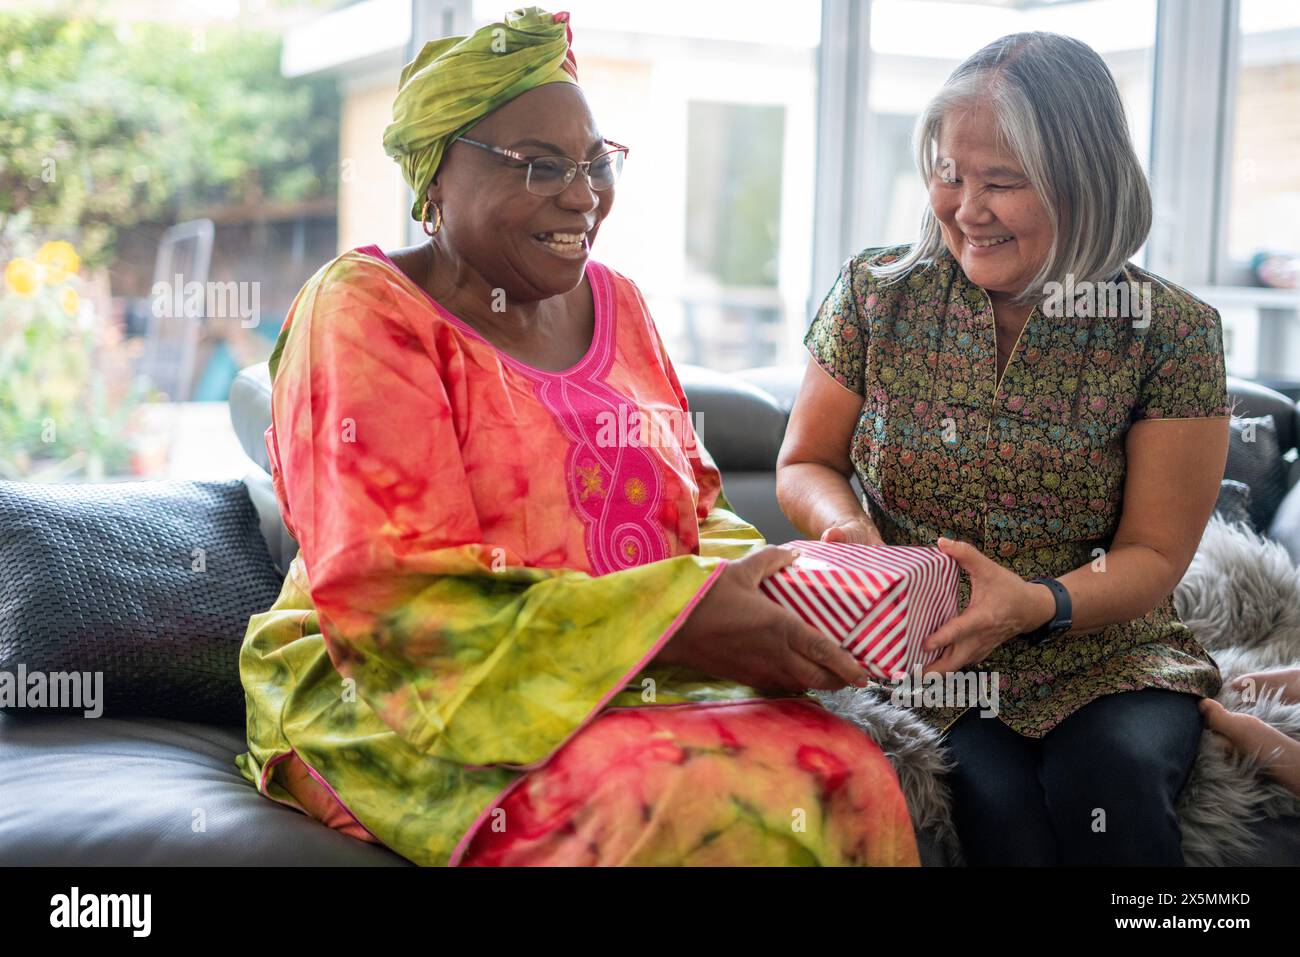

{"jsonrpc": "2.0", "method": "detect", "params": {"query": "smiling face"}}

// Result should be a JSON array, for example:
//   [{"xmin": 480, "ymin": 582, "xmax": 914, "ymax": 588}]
[
  {"xmin": 929, "ymin": 104, "xmax": 1054, "ymax": 301},
  {"xmin": 427, "ymin": 83, "xmax": 614, "ymax": 302}
]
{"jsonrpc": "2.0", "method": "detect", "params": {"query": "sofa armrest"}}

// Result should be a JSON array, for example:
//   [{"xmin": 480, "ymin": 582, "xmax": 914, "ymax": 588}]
[{"xmin": 230, "ymin": 363, "xmax": 273, "ymax": 473}]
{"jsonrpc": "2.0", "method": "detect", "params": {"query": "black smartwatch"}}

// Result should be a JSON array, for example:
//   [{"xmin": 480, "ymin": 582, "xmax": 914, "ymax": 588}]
[{"xmin": 1026, "ymin": 577, "xmax": 1072, "ymax": 645}]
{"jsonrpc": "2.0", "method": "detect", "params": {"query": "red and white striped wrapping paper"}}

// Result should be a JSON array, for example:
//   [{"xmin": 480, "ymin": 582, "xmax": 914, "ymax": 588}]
[{"xmin": 758, "ymin": 540, "xmax": 960, "ymax": 680}]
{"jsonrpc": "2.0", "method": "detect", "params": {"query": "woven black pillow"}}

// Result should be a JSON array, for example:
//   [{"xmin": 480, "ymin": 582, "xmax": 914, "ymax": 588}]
[
  {"xmin": 1225, "ymin": 415, "xmax": 1289, "ymax": 531},
  {"xmin": 0, "ymin": 480, "xmax": 285, "ymax": 725}
]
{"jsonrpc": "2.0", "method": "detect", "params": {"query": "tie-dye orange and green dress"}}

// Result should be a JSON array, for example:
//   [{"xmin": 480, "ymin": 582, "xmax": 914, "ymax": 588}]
[{"xmin": 234, "ymin": 244, "xmax": 919, "ymax": 866}]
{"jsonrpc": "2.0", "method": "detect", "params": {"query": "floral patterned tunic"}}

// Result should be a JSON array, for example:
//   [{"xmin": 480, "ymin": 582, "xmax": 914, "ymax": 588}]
[{"xmin": 803, "ymin": 244, "xmax": 1230, "ymax": 738}]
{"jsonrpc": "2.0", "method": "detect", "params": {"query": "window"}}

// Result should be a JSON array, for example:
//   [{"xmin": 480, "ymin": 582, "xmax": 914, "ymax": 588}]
[
  {"xmin": 471, "ymin": 0, "xmax": 822, "ymax": 372},
  {"xmin": 1225, "ymin": 0, "xmax": 1300, "ymax": 265},
  {"xmin": 1212, "ymin": 0, "xmax": 1300, "ymax": 384},
  {"xmin": 683, "ymin": 101, "xmax": 785, "ymax": 368},
  {"xmin": 860, "ymin": 0, "xmax": 1157, "ymax": 254}
]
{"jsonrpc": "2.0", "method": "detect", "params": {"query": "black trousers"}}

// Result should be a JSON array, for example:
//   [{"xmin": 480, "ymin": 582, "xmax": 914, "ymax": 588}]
[{"xmin": 941, "ymin": 688, "xmax": 1204, "ymax": 866}]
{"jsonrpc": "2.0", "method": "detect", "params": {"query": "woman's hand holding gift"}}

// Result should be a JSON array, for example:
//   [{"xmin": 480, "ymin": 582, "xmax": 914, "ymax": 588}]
[
  {"xmin": 919, "ymin": 537, "xmax": 1057, "ymax": 675},
  {"xmin": 820, "ymin": 516, "xmax": 886, "ymax": 547},
  {"xmin": 657, "ymin": 545, "xmax": 874, "ymax": 692}
]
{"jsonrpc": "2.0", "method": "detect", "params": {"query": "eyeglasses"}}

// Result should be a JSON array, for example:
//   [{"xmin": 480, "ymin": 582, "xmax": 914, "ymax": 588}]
[{"xmin": 455, "ymin": 137, "xmax": 629, "ymax": 196}]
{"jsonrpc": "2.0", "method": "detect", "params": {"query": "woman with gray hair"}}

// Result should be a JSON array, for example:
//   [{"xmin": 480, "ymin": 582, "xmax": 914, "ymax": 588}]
[{"xmin": 777, "ymin": 32, "xmax": 1230, "ymax": 865}]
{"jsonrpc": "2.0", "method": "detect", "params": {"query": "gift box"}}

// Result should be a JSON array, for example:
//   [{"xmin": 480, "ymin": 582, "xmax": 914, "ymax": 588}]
[{"xmin": 758, "ymin": 540, "xmax": 959, "ymax": 680}]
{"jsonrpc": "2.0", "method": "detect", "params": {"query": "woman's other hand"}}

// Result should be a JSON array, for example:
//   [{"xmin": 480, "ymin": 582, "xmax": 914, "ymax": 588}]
[
  {"xmin": 919, "ymin": 536, "xmax": 1056, "ymax": 675},
  {"xmin": 820, "ymin": 517, "xmax": 885, "ymax": 546},
  {"xmin": 658, "ymin": 545, "xmax": 873, "ymax": 692},
  {"xmin": 1200, "ymin": 697, "xmax": 1300, "ymax": 797},
  {"xmin": 1229, "ymin": 668, "xmax": 1300, "ymax": 706}
]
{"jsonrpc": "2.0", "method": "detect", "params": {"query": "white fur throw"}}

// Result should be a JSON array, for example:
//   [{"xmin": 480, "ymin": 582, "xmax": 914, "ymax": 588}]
[{"xmin": 816, "ymin": 517, "xmax": 1300, "ymax": 866}]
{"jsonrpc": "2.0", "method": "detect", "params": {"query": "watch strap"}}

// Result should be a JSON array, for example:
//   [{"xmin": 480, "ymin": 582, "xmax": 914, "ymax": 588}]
[{"xmin": 1027, "ymin": 576, "xmax": 1072, "ymax": 645}]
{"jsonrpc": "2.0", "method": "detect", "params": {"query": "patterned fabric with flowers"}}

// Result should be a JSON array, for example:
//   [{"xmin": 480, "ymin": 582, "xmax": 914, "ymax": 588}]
[
  {"xmin": 804, "ymin": 244, "xmax": 1230, "ymax": 738},
  {"xmin": 236, "ymin": 245, "xmax": 922, "ymax": 866}
]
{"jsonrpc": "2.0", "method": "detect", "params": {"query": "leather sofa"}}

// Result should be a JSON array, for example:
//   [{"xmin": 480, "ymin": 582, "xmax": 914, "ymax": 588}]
[
  {"xmin": 3, "ymin": 361, "xmax": 1299, "ymax": 866},
  {"xmin": 229, "ymin": 362, "xmax": 1300, "ymax": 559}
]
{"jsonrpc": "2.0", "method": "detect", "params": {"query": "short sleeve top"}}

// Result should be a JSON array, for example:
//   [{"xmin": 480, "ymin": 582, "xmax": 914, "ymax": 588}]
[{"xmin": 803, "ymin": 243, "xmax": 1228, "ymax": 737}]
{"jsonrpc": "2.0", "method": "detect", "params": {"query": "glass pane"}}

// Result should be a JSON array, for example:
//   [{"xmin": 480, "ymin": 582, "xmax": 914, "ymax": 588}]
[
  {"xmin": 1, "ymin": 1, "xmax": 339, "ymax": 482},
  {"xmin": 472, "ymin": 0, "xmax": 821, "ymax": 372},
  {"xmin": 686, "ymin": 103, "xmax": 784, "ymax": 288},
  {"xmin": 1226, "ymin": 0, "xmax": 1300, "ymax": 264},
  {"xmin": 862, "ymin": 0, "xmax": 1157, "ymax": 256},
  {"xmin": 683, "ymin": 101, "xmax": 785, "ymax": 368},
  {"xmin": 1216, "ymin": 0, "xmax": 1300, "ymax": 387}
]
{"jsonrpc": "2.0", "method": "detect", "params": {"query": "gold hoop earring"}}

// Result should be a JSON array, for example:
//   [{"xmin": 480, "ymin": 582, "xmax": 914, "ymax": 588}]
[{"xmin": 420, "ymin": 200, "xmax": 443, "ymax": 237}]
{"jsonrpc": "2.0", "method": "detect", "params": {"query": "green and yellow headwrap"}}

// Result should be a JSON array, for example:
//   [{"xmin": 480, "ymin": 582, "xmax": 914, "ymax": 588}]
[{"xmin": 383, "ymin": 7, "xmax": 580, "ymax": 222}]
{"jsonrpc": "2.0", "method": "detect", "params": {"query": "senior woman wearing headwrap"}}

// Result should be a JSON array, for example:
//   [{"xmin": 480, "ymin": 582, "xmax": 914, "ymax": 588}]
[
  {"xmin": 778, "ymin": 32, "xmax": 1230, "ymax": 866},
  {"xmin": 235, "ymin": 7, "xmax": 920, "ymax": 867}
]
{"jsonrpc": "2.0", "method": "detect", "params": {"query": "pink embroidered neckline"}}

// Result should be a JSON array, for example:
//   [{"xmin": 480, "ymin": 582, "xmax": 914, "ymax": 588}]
[
  {"xmin": 351, "ymin": 243, "xmax": 668, "ymax": 576},
  {"xmin": 353, "ymin": 243, "xmax": 609, "ymax": 379}
]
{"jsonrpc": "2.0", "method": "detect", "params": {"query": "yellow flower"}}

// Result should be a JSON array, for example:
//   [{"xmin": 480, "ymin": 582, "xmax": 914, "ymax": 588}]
[
  {"xmin": 3, "ymin": 258, "xmax": 40, "ymax": 298},
  {"xmin": 35, "ymin": 241, "xmax": 80, "ymax": 284},
  {"xmin": 59, "ymin": 287, "xmax": 80, "ymax": 317}
]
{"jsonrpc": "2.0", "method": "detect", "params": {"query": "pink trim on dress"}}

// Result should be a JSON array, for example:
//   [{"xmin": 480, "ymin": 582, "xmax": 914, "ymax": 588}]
[
  {"xmin": 520, "ymin": 265, "xmax": 671, "ymax": 574},
  {"xmin": 352, "ymin": 243, "xmax": 604, "ymax": 378},
  {"xmin": 260, "ymin": 750, "xmax": 384, "ymax": 846},
  {"xmin": 259, "ymin": 751, "xmax": 295, "ymax": 800}
]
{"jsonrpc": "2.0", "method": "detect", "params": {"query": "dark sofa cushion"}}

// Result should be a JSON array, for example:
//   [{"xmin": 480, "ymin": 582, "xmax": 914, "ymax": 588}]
[
  {"xmin": 0, "ymin": 480, "xmax": 285, "ymax": 725},
  {"xmin": 1268, "ymin": 479, "xmax": 1300, "ymax": 565},
  {"xmin": 0, "ymin": 713, "xmax": 411, "ymax": 866},
  {"xmin": 1226, "ymin": 415, "xmax": 1290, "ymax": 530},
  {"xmin": 1214, "ymin": 479, "xmax": 1254, "ymax": 528}
]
